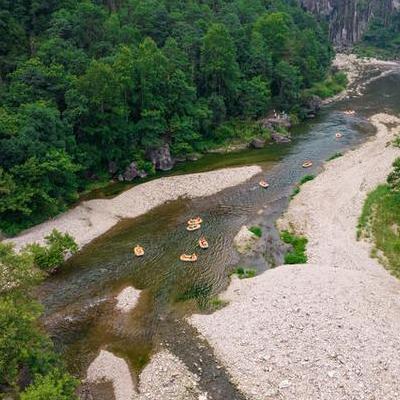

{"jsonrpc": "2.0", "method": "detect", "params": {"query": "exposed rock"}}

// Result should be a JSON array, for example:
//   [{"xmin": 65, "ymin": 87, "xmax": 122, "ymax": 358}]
[
  {"xmin": 249, "ymin": 138, "xmax": 266, "ymax": 149},
  {"xmin": 115, "ymin": 286, "xmax": 141, "ymax": 313},
  {"xmin": 260, "ymin": 116, "xmax": 292, "ymax": 130},
  {"xmin": 299, "ymin": 0, "xmax": 399, "ymax": 46},
  {"xmin": 147, "ymin": 144, "xmax": 174, "ymax": 171},
  {"xmin": 233, "ymin": 226, "xmax": 260, "ymax": 254},
  {"xmin": 108, "ymin": 161, "xmax": 118, "ymax": 175},
  {"xmin": 302, "ymin": 95, "xmax": 322, "ymax": 118},
  {"xmin": 122, "ymin": 162, "xmax": 139, "ymax": 181},
  {"xmin": 271, "ymin": 131, "xmax": 291, "ymax": 144}
]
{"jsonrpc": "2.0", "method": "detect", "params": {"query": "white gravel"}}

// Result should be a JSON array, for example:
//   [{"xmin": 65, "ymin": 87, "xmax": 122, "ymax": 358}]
[
  {"xmin": 86, "ymin": 350, "xmax": 135, "ymax": 400},
  {"xmin": 324, "ymin": 54, "xmax": 400, "ymax": 104},
  {"xmin": 86, "ymin": 350, "xmax": 202, "ymax": 400},
  {"xmin": 190, "ymin": 114, "xmax": 400, "ymax": 400},
  {"xmin": 115, "ymin": 286, "xmax": 141, "ymax": 313},
  {"xmin": 8, "ymin": 166, "xmax": 261, "ymax": 251}
]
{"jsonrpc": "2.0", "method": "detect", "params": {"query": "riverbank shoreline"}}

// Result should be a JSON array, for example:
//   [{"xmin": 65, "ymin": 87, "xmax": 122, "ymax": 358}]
[
  {"xmin": 7, "ymin": 166, "xmax": 261, "ymax": 251},
  {"xmin": 190, "ymin": 113, "xmax": 400, "ymax": 399},
  {"xmin": 324, "ymin": 53, "xmax": 400, "ymax": 104}
]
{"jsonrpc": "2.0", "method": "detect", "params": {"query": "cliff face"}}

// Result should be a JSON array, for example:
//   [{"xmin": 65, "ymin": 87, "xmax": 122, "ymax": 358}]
[{"xmin": 299, "ymin": 0, "xmax": 400, "ymax": 45}]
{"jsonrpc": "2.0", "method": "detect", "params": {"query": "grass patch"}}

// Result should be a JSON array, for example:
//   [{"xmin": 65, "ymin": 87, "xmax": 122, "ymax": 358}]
[
  {"xmin": 249, "ymin": 226, "xmax": 262, "ymax": 238},
  {"xmin": 208, "ymin": 297, "xmax": 229, "ymax": 311},
  {"xmin": 303, "ymin": 71, "xmax": 348, "ymax": 99},
  {"xmin": 176, "ymin": 284, "xmax": 212, "ymax": 309},
  {"xmin": 233, "ymin": 267, "xmax": 257, "ymax": 279},
  {"xmin": 327, "ymin": 152, "xmax": 343, "ymax": 161},
  {"xmin": 357, "ymin": 184, "xmax": 400, "ymax": 278},
  {"xmin": 280, "ymin": 230, "xmax": 308, "ymax": 264},
  {"xmin": 290, "ymin": 174, "xmax": 315, "ymax": 199}
]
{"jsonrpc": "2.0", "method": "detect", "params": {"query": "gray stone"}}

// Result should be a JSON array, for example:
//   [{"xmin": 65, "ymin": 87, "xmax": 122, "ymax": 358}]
[
  {"xmin": 122, "ymin": 162, "xmax": 139, "ymax": 181},
  {"xmin": 147, "ymin": 144, "xmax": 174, "ymax": 171},
  {"xmin": 250, "ymin": 137, "xmax": 266, "ymax": 149},
  {"xmin": 271, "ymin": 131, "xmax": 291, "ymax": 144}
]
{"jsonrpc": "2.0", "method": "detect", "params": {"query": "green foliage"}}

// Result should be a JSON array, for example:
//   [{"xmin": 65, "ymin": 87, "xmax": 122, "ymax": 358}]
[
  {"xmin": 0, "ymin": 236, "xmax": 78, "ymax": 396},
  {"xmin": 304, "ymin": 72, "xmax": 348, "ymax": 99},
  {"xmin": 387, "ymin": 158, "xmax": 400, "ymax": 193},
  {"xmin": 280, "ymin": 230, "xmax": 308, "ymax": 264},
  {"xmin": 327, "ymin": 152, "xmax": 343, "ymax": 161},
  {"xmin": 233, "ymin": 267, "xmax": 257, "ymax": 279},
  {"xmin": 300, "ymin": 174, "xmax": 315, "ymax": 185},
  {"xmin": 357, "ymin": 184, "xmax": 400, "ymax": 278},
  {"xmin": 249, "ymin": 226, "xmax": 262, "ymax": 238},
  {"xmin": 176, "ymin": 284, "xmax": 212, "ymax": 309},
  {"xmin": 0, "ymin": 0, "xmax": 334, "ymax": 234},
  {"xmin": 356, "ymin": 11, "xmax": 400, "ymax": 59},
  {"xmin": 20, "ymin": 369, "xmax": 79, "ymax": 400},
  {"xmin": 26, "ymin": 230, "xmax": 78, "ymax": 272},
  {"xmin": 291, "ymin": 175, "xmax": 315, "ymax": 198}
]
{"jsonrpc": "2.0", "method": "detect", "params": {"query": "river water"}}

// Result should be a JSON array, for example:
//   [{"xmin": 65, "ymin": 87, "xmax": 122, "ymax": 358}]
[{"xmin": 39, "ymin": 67, "xmax": 400, "ymax": 398}]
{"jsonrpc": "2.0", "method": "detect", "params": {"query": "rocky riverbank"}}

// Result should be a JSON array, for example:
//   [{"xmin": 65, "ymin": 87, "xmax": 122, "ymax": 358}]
[
  {"xmin": 190, "ymin": 113, "xmax": 400, "ymax": 399},
  {"xmin": 8, "ymin": 166, "xmax": 261, "ymax": 251}
]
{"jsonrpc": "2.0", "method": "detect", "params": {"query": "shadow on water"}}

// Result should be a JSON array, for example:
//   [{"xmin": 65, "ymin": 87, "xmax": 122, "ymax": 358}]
[{"xmin": 40, "ymin": 68, "xmax": 400, "ymax": 397}]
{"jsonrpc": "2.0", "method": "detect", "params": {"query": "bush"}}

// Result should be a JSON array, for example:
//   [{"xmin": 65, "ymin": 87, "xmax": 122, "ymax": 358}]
[
  {"xmin": 20, "ymin": 369, "xmax": 78, "ymax": 400},
  {"xmin": 299, "ymin": 174, "xmax": 315, "ymax": 185},
  {"xmin": 387, "ymin": 158, "xmax": 400, "ymax": 193},
  {"xmin": 26, "ymin": 230, "xmax": 78, "ymax": 272},
  {"xmin": 249, "ymin": 226, "xmax": 262, "ymax": 238},
  {"xmin": 291, "ymin": 175, "xmax": 315, "ymax": 198},
  {"xmin": 280, "ymin": 230, "xmax": 308, "ymax": 264},
  {"xmin": 233, "ymin": 267, "xmax": 257, "ymax": 279},
  {"xmin": 327, "ymin": 152, "xmax": 343, "ymax": 161}
]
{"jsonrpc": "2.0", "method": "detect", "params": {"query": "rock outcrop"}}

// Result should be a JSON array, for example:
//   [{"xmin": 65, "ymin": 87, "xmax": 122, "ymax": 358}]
[
  {"xmin": 299, "ymin": 0, "xmax": 399, "ymax": 46},
  {"xmin": 146, "ymin": 144, "xmax": 174, "ymax": 171}
]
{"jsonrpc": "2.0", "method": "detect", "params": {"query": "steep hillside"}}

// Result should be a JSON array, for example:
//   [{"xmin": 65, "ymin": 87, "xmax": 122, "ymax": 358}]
[{"xmin": 300, "ymin": 0, "xmax": 399, "ymax": 45}]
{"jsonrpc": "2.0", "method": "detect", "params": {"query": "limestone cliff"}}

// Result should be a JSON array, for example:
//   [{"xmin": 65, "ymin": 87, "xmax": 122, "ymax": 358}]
[{"xmin": 299, "ymin": 0, "xmax": 400, "ymax": 45}]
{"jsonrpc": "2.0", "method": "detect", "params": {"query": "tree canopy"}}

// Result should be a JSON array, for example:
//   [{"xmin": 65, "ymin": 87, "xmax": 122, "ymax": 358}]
[{"xmin": 0, "ymin": 0, "xmax": 333, "ymax": 235}]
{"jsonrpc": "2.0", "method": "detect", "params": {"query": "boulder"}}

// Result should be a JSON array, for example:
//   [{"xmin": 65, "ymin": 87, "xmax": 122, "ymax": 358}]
[
  {"xmin": 271, "ymin": 131, "xmax": 291, "ymax": 144},
  {"xmin": 234, "ymin": 226, "xmax": 260, "ymax": 255},
  {"xmin": 302, "ymin": 95, "xmax": 322, "ymax": 117},
  {"xmin": 122, "ymin": 162, "xmax": 139, "ymax": 181},
  {"xmin": 260, "ymin": 116, "xmax": 292, "ymax": 130},
  {"xmin": 147, "ymin": 144, "xmax": 174, "ymax": 171},
  {"xmin": 108, "ymin": 161, "xmax": 118, "ymax": 175},
  {"xmin": 250, "ymin": 137, "xmax": 266, "ymax": 149}
]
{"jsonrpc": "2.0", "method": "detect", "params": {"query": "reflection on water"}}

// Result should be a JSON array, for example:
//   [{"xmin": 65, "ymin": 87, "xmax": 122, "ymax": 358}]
[{"xmin": 40, "ymin": 70, "xmax": 400, "ymax": 386}]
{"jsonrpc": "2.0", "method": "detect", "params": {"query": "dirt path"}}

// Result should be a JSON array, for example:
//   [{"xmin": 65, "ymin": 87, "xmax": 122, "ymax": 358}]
[{"xmin": 191, "ymin": 114, "xmax": 400, "ymax": 399}]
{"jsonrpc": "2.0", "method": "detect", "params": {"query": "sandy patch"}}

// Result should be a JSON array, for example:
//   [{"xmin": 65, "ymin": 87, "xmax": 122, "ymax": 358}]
[
  {"xmin": 86, "ymin": 350, "xmax": 201, "ymax": 400},
  {"xmin": 86, "ymin": 350, "xmax": 135, "ymax": 400},
  {"xmin": 8, "ymin": 166, "xmax": 261, "ymax": 251},
  {"xmin": 190, "ymin": 113, "xmax": 400, "ymax": 399},
  {"xmin": 139, "ymin": 351, "xmax": 201, "ymax": 400},
  {"xmin": 115, "ymin": 286, "xmax": 141, "ymax": 313}
]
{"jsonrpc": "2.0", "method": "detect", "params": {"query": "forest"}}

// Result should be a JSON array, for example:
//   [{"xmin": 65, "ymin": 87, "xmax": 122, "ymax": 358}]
[
  {"xmin": 0, "ymin": 0, "xmax": 335, "ymax": 236},
  {"xmin": 357, "ymin": 9, "xmax": 400, "ymax": 58}
]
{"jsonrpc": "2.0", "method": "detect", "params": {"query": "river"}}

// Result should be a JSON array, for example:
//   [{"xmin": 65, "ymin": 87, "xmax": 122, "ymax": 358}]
[{"xmin": 39, "ymin": 66, "xmax": 400, "ymax": 399}]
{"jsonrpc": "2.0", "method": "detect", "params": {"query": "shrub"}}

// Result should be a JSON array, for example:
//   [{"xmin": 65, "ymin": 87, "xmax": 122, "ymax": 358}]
[
  {"xmin": 249, "ymin": 226, "xmax": 262, "ymax": 238},
  {"xmin": 20, "ymin": 369, "xmax": 78, "ymax": 400},
  {"xmin": 280, "ymin": 230, "xmax": 308, "ymax": 264},
  {"xmin": 233, "ymin": 267, "xmax": 257, "ymax": 279},
  {"xmin": 26, "ymin": 230, "xmax": 78, "ymax": 272},
  {"xmin": 327, "ymin": 152, "xmax": 343, "ymax": 161},
  {"xmin": 387, "ymin": 158, "xmax": 400, "ymax": 193},
  {"xmin": 291, "ymin": 175, "xmax": 315, "ymax": 199},
  {"xmin": 299, "ymin": 174, "xmax": 315, "ymax": 185}
]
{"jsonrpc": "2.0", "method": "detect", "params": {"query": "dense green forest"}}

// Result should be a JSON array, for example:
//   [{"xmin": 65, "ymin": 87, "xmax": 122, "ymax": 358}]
[
  {"xmin": 0, "ymin": 0, "xmax": 334, "ymax": 236},
  {"xmin": 356, "ymin": 10, "xmax": 400, "ymax": 58}
]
